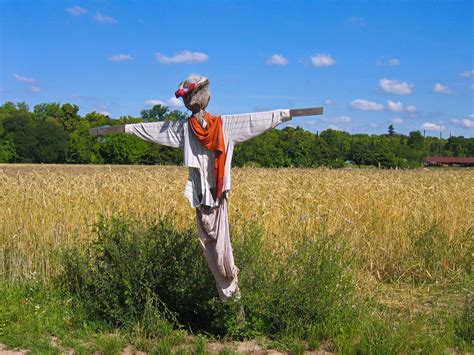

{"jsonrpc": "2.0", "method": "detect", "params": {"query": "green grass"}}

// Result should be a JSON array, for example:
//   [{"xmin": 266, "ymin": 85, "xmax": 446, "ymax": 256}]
[
  {"xmin": 0, "ymin": 278, "xmax": 187, "ymax": 354},
  {"xmin": 0, "ymin": 215, "xmax": 472, "ymax": 354},
  {"xmin": 0, "ymin": 278, "xmax": 91, "ymax": 353}
]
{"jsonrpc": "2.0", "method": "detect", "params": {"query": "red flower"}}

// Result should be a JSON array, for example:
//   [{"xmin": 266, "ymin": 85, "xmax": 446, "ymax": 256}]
[
  {"xmin": 188, "ymin": 83, "xmax": 196, "ymax": 91},
  {"xmin": 175, "ymin": 89, "xmax": 185, "ymax": 98}
]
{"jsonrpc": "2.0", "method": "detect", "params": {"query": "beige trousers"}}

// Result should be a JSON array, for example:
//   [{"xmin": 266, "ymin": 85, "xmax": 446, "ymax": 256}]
[{"xmin": 196, "ymin": 196, "xmax": 239, "ymax": 300}]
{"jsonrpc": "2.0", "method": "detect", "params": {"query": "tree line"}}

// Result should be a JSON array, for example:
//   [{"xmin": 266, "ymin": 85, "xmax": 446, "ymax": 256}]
[{"xmin": 0, "ymin": 102, "xmax": 473, "ymax": 168}]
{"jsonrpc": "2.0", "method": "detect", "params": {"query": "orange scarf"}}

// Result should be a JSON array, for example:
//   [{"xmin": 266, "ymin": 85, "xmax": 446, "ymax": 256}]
[{"xmin": 188, "ymin": 112, "xmax": 226, "ymax": 200}]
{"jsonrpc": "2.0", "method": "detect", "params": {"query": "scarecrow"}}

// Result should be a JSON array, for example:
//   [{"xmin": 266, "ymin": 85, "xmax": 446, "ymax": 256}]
[{"xmin": 90, "ymin": 74, "xmax": 323, "ymax": 300}]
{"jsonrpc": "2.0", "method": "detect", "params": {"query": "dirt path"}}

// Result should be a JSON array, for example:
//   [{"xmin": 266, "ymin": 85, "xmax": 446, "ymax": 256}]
[{"xmin": 1, "ymin": 341, "xmax": 332, "ymax": 354}]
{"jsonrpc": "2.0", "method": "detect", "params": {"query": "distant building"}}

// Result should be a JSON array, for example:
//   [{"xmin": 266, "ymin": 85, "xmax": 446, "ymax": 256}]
[{"xmin": 424, "ymin": 156, "xmax": 474, "ymax": 167}]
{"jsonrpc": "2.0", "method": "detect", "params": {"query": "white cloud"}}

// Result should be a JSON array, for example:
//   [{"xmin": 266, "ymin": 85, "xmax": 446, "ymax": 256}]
[
  {"xmin": 93, "ymin": 12, "xmax": 118, "ymax": 24},
  {"xmin": 461, "ymin": 69, "xmax": 474, "ymax": 78},
  {"xmin": 378, "ymin": 78, "xmax": 414, "ymax": 95},
  {"xmin": 387, "ymin": 100, "xmax": 403, "ymax": 112},
  {"xmin": 451, "ymin": 118, "xmax": 474, "ymax": 128},
  {"xmin": 145, "ymin": 99, "xmax": 166, "ymax": 106},
  {"xmin": 328, "ymin": 125, "xmax": 342, "ymax": 131},
  {"xmin": 167, "ymin": 97, "xmax": 185, "ymax": 108},
  {"xmin": 321, "ymin": 115, "xmax": 351, "ymax": 124},
  {"xmin": 433, "ymin": 83, "xmax": 453, "ymax": 94},
  {"xmin": 108, "ymin": 54, "xmax": 133, "ymax": 62},
  {"xmin": 406, "ymin": 105, "xmax": 416, "ymax": 113},
  {"xmin": 98, "ymin": 111, "xmax": 110, "ymax": 116},
  {"xmin": 13, "ymin": 74, "xmax": 36, "ymax": 83},
  {"xmin": 324, "ymin": 99, "xmax": 334, "ymax": 105},
  {"xmin": 468, "ymin": 114, "xmax": 474, "ymax": 119},
  {"xmin": 376, "ymin": 57, "xmax": 400, "ymax": 66},
  {"xmin": 266, "ymin": 54, "xmax": 288, "ymax": 66},
  {"xmin": 145, "ymin": 97, "xmax": 184, "ymax": 108},
  {"xmin": 30, "ymin": 86, "xmax": 41, "ymax": 93},
  {"xmin": 421, "ymin": 122, "xmax": 444, "ymax": 131},
  {"xmin": 310, "ymin": 54, "xmax": 335, "ymax": 67},
  {"xmin": 345, "ymin": 16, "xmax": 366, "ymax": 27},
  {"xmin": 388, "ymin": 58, "xmax": 400, "ymax": 66},
  {"xmin": 350, "ymin": 99, "xmax": 384, "ymax": 111},
  {"xmin": 155, "ymin": 50, "xmax": 209, "ymax": 64},
  {"xmin": 390, "ymin": 117, "xmax": 404, "ymax": 124},
  {"xmin": 65, "ymin": 5, "xmax": 86, "ymax": 15}
]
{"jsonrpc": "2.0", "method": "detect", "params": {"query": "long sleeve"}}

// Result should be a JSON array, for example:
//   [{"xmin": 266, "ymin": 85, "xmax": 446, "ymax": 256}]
[
  {"xmin": 222, "ymin": 109, "xmax": 291, "ymax": 144},
  {"xmin": 124, "ymin": 119, "xmax": 185, "ymax": 148}
]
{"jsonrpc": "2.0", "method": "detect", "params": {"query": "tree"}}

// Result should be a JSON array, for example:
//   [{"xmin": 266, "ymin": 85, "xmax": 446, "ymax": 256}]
[
  {"xmin": 34, "ymin": 103, "xmax": 62, "ymax": 121},
  {"xmin": 142, "ymin": 144, "xmax": 183, "ymax": 165},
  {"xmin": 0, "ymin": 140, "xmax": 15, "ymax": 162},
  {"xmin": 446, "ymin": 136, "xmax": 466, "ymax": 157},
  {"xmin": 349, "ymin": 135, "xmax": 372, "ymax": 167},
  {"xmin": 34, "ymin": 119, "xmax": 68, "ymax": 163},
  {"xmin": 429, "ymin": 139, "xmax": 445, "ymax": 156},
  {"xmin": 66, "ymin": 121, "xmax": 100, "ymax": 164},
  {"xmin": 279, "ymin": 127, "xmax": 316, "ymax": 167},
  {"xmin": 319, "ymin": 129, "xmax": 350, "ymax": 167},
  {"xmin": 371, "ymin": 137, "xmax": 399, "ymax": 168},
  {"xmin": 3, "ymin": 111, "xmax": 37, "ymax": 162},
  {"xmin": 166, "ymin": 110, "xmax": 187, "ymax": 121},
  {"xmin": 0, "ymin": 102, "xmax": 19, "ymax": 121},
  {"xmin": 85, "ymin": 111, "xmax": 112, "ymax": 128},
  {"xmin": 3, "ymin": 100, "xmax": 472, "ymax": 168},
  {"xmin": 99, "ymin": 134, "xmax": 149, "ymax": 164},
  {"xmin": 408, "ymin": 131, "xmax": 424, "ymax": 150},
  {"xmin": 388, "ymin": 124, "xmax": 395, "ymax": 136},
  {"xmin": 233, "ymin": 129, "xmax": 290, "ymax": 167},
  {"xmin": 60, "ymin": 103, "xmax": 81, "ymax": 131},
  {"xmin": 140, "ymin": 105, "xmax": 168, "ymax": 122}
]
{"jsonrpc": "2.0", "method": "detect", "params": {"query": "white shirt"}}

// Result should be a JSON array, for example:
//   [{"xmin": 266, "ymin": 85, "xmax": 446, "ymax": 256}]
[{"xmin": 125, "ymin": 109, "xmax": 291, "ymax": 207}]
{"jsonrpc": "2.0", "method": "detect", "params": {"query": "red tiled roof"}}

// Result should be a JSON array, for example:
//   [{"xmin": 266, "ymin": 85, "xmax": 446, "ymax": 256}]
[{"xmin": 425, "ymin": 156, "xmax": 474, "ymax": 164}]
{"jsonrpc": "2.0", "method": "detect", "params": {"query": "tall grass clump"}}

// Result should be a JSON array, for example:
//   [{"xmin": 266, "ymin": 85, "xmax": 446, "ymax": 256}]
[
  {"xmin": 406, "ymin": 224, "xmax": 472, "ymax": 284},
  {"xmin": 61, "ymin": 215, "xmax": 358, "ymax": 348},
  {"xmin": 365, "ymin": 222, "xmax": 473, "ymax": 284},
  {"xmin": 225, "ymin": 223, "xmax": 357, "ymax": 346},
  {"xmin": 61, "ymin": 214, "xmax": 217, "ymax": 332}
]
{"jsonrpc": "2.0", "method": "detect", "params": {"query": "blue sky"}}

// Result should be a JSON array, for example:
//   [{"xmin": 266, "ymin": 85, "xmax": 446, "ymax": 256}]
[{"xmin": 1, "ymin": 0, "xmax": 473, "ymax": 137}]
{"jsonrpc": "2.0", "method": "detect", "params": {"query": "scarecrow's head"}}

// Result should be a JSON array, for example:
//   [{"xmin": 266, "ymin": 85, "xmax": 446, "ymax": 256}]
[{"xmin": 175, "ymin": 74, "xmax": 210, "ymax": 113}]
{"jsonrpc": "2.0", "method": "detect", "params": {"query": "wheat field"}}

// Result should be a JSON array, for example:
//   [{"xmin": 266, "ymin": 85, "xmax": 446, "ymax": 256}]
[{"xmin": 0, "ymin": 164, "xmax": 472, "ymax": 284}]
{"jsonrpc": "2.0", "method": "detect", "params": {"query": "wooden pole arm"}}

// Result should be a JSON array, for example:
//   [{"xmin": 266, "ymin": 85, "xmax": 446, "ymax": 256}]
[
  {"xmin": 88, "ymin": 107, "xmax": 324, "ymax": 137},
  {"xmin": 89, "ymin": 125, "xmax": 125, "ymax": 137},
  {"xmin": 289, "ymin": 107, "xmax": 324, "ymax": 117}
]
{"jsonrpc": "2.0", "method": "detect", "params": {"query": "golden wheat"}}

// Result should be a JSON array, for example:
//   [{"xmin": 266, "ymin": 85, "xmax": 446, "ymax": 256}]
[{"xmin": 0, "ymin": 164, "xmax": 472, "ymax": 283}]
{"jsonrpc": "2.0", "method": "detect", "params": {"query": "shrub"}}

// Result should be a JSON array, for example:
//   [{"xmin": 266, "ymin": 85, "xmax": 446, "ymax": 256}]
[
  {"xmin": 61, "ymin": 215, "xmax": 358, "ymax": 346},
  {"xmin": 61, "ymin": 214, "xmax": 218, "ymax": 332},
  {"xmin": 229, "ymin": 224, "xmax": 358, "ymax": 343}
]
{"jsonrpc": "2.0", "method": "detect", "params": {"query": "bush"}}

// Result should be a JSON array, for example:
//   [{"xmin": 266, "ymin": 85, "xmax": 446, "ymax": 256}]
[
  {"xmin": 228, "ymin": 224, "xmax": 358, "ymax": 343},
  {"xmin": 58, "ymin": 215, "xmax": 362, "ymax": 354},
  {"xmin": 61, "ymin": 215, "xmax": 218, "ymax": 332},
  {"xmin": 62, "ymin": 214, "xmax": 358, "ymax": 348}
]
